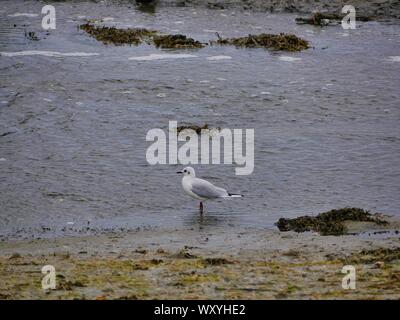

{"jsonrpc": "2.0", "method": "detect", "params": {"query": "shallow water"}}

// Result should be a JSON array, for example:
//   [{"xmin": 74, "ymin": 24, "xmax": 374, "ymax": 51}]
[{"xmin": 1, "ymin": 1, "xmax": 400, "ymax": 240}]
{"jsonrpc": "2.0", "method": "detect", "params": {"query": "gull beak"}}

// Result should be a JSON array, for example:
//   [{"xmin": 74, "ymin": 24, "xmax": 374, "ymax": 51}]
[{"xmin": 176, "ymin": 170, "xmax": 183, "ymax": 174}]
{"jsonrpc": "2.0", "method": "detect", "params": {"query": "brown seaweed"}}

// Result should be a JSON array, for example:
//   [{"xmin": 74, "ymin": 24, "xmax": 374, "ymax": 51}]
[
  {"xmin": 176, "ymin": 124, "xmax": 222, "ymax": 135},
  {"xmin": 211, "ymin": 32, "xmax": 309, "ymax": 52},
  {"xmin": 153, "ymin": 34, "xmax": 205, "ymax": 49},
  {"xmin": 79, "ymin": 23, "xmax": 157, "ymax": 46},
  {"xmin": 177, "ymin": 124, "xmax": 210, "ymax": 134},
  {"xmin": 276, "ymin": 207, "xmax": 388, "ymax": 236}
]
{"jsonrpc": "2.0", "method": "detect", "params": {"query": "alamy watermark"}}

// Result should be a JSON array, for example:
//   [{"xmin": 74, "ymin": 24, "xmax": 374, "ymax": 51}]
[
  {"xmin": 41, "ymin": 5, "xmax": 56, "ymax": 30},
  {"xmin": 341, "ymin": 5, "xmax": 356, "ymax": 29},
  {"xmin": 41, "ymin": 265, "xmax": 56, "ymax": 290},
  {"xmin": 146, "ymin": 121, "xmax": 254, "ymax": 175},
  {"xmin": 341, "ymin": 265, "xmax": 356, "ymax": 290}
]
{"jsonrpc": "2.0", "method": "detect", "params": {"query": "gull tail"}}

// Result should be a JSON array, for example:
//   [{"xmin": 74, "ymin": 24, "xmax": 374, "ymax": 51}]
[{"xmin": 228, "ymin": 193, "xmax": 243, "ymax": 198}]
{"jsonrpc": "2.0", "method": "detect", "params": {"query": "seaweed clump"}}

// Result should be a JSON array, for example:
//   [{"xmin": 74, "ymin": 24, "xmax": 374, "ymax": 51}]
[
  {"xmin": 153, "ymin": 34, "xmax": 204, "ymax": 49},
  {"xmin": 201, "ymin": 258, "xmax": 233, "ymax": 266},
  {"xmin": 177, "ymin": 124, "xmax": 211, "ymax": 135},
  {"xmin": 175, "ymin": 247, "xmax": 197, "ymax": 259},
  {"xmin": 276, "ymin": 207, "xmax": 388, "ymax": 236},
  {"xmin": 176, "ymin": 124, "xmax": 222, "ymax": 135},
  {"xmin": 212, "ymin": 33, "xmax": 309, "ymax": 52},
  {"xmin": 25, "ymin": 31, "xmax": 39, "ymax": 41},
  {"xmin": 80, "ymin": 24, "xmax": 204, "ymax": 49},
  {"xmin": 295, "ymin": 12, "xmax": 373, "ymax": 26},
  {"xmin": 79, "ymin": 23, "xmax": 157, "ymax": 45}
]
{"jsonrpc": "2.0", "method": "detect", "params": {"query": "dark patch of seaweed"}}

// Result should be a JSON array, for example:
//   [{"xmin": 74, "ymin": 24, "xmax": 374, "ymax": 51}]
[
  {"xmin": 211, "ymin": 32, "xmax": 309, "ymax": 52},
  {"xmin": 276, "ymin": 207, "xmax": 388, "ymax": 236},
  {"xmin": 79, "ymin": 23, "xmax": 157, "ymax": 45}
]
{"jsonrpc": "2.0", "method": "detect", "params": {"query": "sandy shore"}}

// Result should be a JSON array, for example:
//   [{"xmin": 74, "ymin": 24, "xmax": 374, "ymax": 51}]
[{"xmin": 1, "ymin": 218, "xmax": 399, "ymax": 299}]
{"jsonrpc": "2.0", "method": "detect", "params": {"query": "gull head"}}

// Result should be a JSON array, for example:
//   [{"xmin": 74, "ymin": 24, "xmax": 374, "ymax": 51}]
[{"xmin": 176, "ymin": 166, "xmax": 195, "ymax": 177}]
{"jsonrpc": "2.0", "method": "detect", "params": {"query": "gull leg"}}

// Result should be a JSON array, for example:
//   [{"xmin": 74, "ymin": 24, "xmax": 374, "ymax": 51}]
[{"xmin": 199, "ymin": 202, "xmax": 204, "ymax": 214}]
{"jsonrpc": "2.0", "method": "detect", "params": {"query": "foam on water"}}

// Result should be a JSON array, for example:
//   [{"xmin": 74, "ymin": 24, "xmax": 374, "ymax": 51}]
[
  {"xmin": 0, "ymin": 50, "xmax": 99, "ymax": 57},
  {"xmin": 278, "ymin": 56, "xmax": 302, "ymax": 62},
  {"xmin": 387, "ymin": 56, "xmax": 400, "ymax": 62},
  {"xmin": 7, "ymin": 13, "xmax": 38, "ymax": 17},
  {"xmin": 128, "ymin": 53, "xmax": 197, "ymax": 61},
  {"xmin": 207, "ymin": 55, "xmax": 232, "ymax": 61}
]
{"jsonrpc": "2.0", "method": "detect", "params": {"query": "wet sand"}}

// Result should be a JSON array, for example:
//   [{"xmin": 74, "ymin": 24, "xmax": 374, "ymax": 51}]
[
  {"xmin": 1, "ymin": 219, "xmax": 399, "ymax": 299},
  {"xmin": 2, "ymin": 0, "xmax": 400, "ymax": 240},
  {"xmin": 160, "ymin": 0, "xmax": 400, "ymax": 19}
]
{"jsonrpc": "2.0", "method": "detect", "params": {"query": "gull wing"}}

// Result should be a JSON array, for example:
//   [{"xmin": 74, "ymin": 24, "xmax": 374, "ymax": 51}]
[{"xmin": 190, "ymin": 178, "xmax": 228, "ymax": 199}]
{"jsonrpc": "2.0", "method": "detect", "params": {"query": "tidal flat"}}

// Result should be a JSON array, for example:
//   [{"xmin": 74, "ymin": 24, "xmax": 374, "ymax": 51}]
[
  {"xmin": 1, "ymin": 218, "xmax": 399, "ymax": 300},
  {"xmin": 1, "ymin": 0, "xmax": 400, "ymax": 300}
]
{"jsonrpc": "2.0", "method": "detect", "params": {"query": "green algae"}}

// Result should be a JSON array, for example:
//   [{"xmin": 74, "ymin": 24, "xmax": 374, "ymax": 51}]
[
  {"xmin": 211, "ymin": 32, "xmax": 309, "ymax": 52},
  {"xmin": 346, "ymin": 247, "xmax": 400, "ymax": 264},
  {"xmin": 0, "ymin": 251, "xmax": 399, "ymax": 299},
  {"xmin": 276, "ymin": 207, "xmax": 388, "ymax": 235},
  {"xmin": 201, "ymin": 257, "xmax": 234, "ymax": 266},
  {"xmin": 179, "ymin": 273, "xmax": 220, "ymax": 284},
  {"xmin": 1, "ymin": 226, "xmax": 400, "ymax": 300}
]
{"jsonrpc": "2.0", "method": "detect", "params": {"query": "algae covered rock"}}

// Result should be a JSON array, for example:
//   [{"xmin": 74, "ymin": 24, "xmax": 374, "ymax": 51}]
[
  {"xmin": 211, "ymin": 32, "xmax": 309, "ymax": 52},
  {"xmin": 276, "ymin": 207, "xmax": 388, "ymax": 236}
]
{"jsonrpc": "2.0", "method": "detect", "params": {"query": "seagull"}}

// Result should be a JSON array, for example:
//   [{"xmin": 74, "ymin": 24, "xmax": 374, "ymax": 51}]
[{"xmin": 176, "ymin": 166, "xmax": 243, "ymax": 214}]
